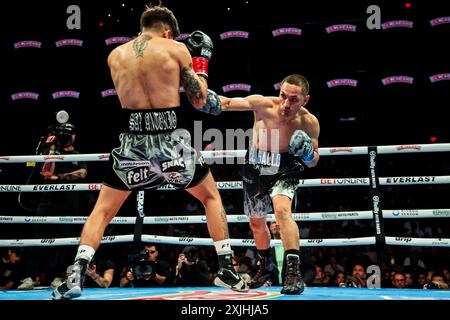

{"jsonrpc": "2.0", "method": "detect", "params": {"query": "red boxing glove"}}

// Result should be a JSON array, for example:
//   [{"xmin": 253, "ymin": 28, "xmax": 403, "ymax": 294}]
[
  {"xmin": 192, "ymin": 57, "xmax": 209, "ymax": 79},
  {"xmin": 185, "ymin": 30, "xmax": 213, "ymax": 79}
]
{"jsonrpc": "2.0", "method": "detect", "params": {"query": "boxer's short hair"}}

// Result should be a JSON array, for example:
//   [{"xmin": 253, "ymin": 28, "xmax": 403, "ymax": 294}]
[
  {"xmin": 140, "ymin": 2, "xmax": 180, "ymax": 37},
  {"xmin": 281, "ymin": 74, "xmax": 310, "ymax": 96}
]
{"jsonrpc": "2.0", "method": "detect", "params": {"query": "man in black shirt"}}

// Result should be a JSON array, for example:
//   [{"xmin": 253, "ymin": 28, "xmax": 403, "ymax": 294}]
[
  {"xmin": 120, "ymin": 245, "xmax": 170, "ymax": 287},
  {"xmin": 166, "ymin": 246, "xmax": 211, "ymax": 286},
  {"xmin": 38, "ymin": 123, "xmax": 87, "ymax": 218},
  {"xmin": 25, "ymin": 123, "xmax": 88, "ymax": 288}
]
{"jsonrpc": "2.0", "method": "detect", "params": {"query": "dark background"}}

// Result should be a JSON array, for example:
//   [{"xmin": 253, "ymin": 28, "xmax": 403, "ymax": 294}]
[
  {"xmin": 0, "ymin": 1, "xmax": 449, "ymax": 295},
  {"xmin": 0, "ymin": 0, "xmax": 449, "ymax": 156},
  {"xmin": 0, "ymin": 0, "xmax": 449, "ymax": 227}
]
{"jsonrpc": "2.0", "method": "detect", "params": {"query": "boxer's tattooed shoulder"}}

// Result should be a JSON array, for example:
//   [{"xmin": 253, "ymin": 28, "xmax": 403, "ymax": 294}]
[
  {"xmin": 133, "ymin": 35, "xmax": 151, "ymax": 58},
  {"xmin": 181, "ymin": 64, "xmax": 204, "ymax": 103}
]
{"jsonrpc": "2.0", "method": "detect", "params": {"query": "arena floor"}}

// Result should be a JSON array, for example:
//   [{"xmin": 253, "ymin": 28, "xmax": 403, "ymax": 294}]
[{"xmin": 1, "ymin": 286, "xmax": 449, "ymax": 300}]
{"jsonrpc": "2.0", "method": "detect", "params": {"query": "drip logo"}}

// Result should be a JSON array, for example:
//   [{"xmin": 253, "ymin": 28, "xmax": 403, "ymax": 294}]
[{"xmin": 307, "ymin": 239, "xmax": 323, "ymax": 244}]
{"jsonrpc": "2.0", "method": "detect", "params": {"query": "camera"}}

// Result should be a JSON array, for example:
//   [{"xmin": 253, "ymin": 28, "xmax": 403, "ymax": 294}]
[
  {"xmin": 130, "ymin": 250, "xmax": 154, "ymax": 281},
  {"xmin": 46, "ymin": 123, "xmax": 76, "ymax": 150},
  {"xmin": 344, "ymin": 276, "xmax": 360, "ymax": 288},
  {"xmin": 425, "ymin": 281, "xmax": 448, "ymax": 290},
  {"xmin": 134, "ymin": 249, "xmax": 149, "ymax": 263},
  {"xmin": 182, "ymin": 246, "xmax": 198, "ymax": 263}
]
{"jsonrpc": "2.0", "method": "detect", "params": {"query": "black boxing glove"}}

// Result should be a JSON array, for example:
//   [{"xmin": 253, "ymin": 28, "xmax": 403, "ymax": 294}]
[
  {"xmin": 185, "ymin": 30, "xmax": 213, "ymax": 79},
  {"xmin": 288, "ymin": 130, "xmax": 315, "ymax": 162},
  {"xmin": 198, "ymin": 89, "xmax": 221, "ymax": 115}
]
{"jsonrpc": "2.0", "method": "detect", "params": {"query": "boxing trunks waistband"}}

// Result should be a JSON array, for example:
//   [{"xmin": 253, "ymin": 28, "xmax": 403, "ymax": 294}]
[
  {"xmin": 243, "ymin": 146, "xmax": 304, "ymax": 192},
  {"xmin": 121, "ymin": 107, "xmax": 183, "ymax": 134},
  {"xmin": 247, "ymin": 146, "xmax": 302, "ymax": 172}
]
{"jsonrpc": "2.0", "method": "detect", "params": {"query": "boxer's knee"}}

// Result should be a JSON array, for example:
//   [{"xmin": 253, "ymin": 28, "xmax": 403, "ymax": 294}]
[
  {"xmin": 249, "ymin": 217, "xmax": 267, "ymax": 233},
  {"xmin": 273, "ymin": 205, "xmax": 292, "ymax": 223},
  {"xmin": 198, "ymin": 192, "xmax": 222, "ymax": 210}
]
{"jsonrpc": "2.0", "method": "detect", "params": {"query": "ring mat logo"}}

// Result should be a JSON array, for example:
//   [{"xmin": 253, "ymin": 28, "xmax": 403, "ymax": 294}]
[{"xmin": 137, "ymin": 290, "xmax": 278, "ymax": 300}]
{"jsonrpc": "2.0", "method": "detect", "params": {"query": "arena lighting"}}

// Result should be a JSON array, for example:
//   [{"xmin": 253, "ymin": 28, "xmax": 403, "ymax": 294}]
[
  {"xmin": 98, "ymin": 21, "xmax": 104, "ymax": 27},
  {"xmin": 405, "ymin": 2, "xmax": 412, "ymax": 8},
  {"xmin": 430, "ymin": 136, "xmax": 438, "ymax": 143},
  {"xmin": 56, "ymin": 110, "xmax": 69, "ymax": 124}
]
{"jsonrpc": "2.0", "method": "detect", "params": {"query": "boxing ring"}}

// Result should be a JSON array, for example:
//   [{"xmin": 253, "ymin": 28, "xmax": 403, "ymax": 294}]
[
  {"xmin": 1, "ymin": 143, "xmax": 450, "ymax": 300},
  {"xmin": 2, "ymin": 286, "xmax": 450, "ymax": 300}
]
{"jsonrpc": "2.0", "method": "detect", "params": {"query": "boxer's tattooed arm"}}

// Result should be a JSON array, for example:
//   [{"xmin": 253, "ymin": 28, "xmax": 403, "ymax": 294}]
[
  {"xmin": 181, "ymin": 64, "xmax": 204, "ymax": 104},
  {"xmin": 220, "ymin": 207, "xmax": 230, "ymax": 238},
  {"xmin": 133, "ymin": 35, "xmax": 151, "ymax": 58}
]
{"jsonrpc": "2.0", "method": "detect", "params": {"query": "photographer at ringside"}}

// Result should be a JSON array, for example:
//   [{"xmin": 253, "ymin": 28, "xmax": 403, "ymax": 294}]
[
  {"xmin": 119, "ymin": 245, "xmax": 170, "ymax": 287},
  {"xmin": 37, "ymin": 122, "xmax": 87, "ymax": 217},
  {"xmin": 20, "ymin": 121, "xmax": 88, "ymax": 290},
  {"xmin": 165, "ymin": 246, "xmax": 211, "ymax": 286}
]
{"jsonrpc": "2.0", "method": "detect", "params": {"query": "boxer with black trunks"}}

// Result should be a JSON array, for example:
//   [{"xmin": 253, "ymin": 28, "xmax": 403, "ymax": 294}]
[
  {"xmin": 213, "ymin": 74, "xmax": 320, "ymax": 294},
  {"xmin": 52, "ymin": 2, "xmax": 247, "ymax": 300}
]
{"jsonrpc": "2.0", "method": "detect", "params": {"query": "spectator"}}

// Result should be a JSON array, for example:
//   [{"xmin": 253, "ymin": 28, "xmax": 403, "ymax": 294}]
[
  {"xmin": 416, "ymin": 271, "xmax": 427, "ymax": 289},
  {"xmin": 324, "ymin": 256, "xmax": 345, "ymax": 277},
  {"xmin": 1, "ymin": 249, "xmax": 25, "ymax": 290},
  {"xmin": 404, "ymin": 272, "xmax": 414, "ymax": 288},
  {"xmin": 165, "ymin": 246, "xmax": 211, "ymax": 286},
  {"xmin": 25, "ymin": 123, "xmax": 87, "ymax": 289},
  {"xmin": 332, "ymin": 271, "xmax": 346, "ymax": 287},
  {"xmin": 350, "ymin": 263, "xmax": 367, "ymax": 288},
  {"xmin": 84, "ymin": 254, "xmax": 116, "ymax": 288},
  {"xmin": 392, "ymin": 272, "xmax": 406, "ymax": 289},
  {"xmin": 120, "ymin": 245, "xmax": 170, "ymax": 288},
  {"xmin": 424, "ymin": 273, "xmax": 449, "ymax": 290},
  {"xmin": 231, "ymin": 255, "xmax": 252, "ymax": 284}
]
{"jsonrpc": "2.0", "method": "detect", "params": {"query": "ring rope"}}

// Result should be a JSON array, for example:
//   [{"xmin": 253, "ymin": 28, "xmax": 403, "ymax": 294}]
[
  {"xmin": 0, "ymin": 235, "xmax": 377, "ymax": 248},
  {"xmin": 1, "ymin": 143, "xmax": 449, "ymax": 163},
  {"xmin": 1, "ymin": 143, "xmax": 448, "ymax": 249},
  {"xmin": 1, "ymin": 235, "xmax": 449, "ymax": 248},
  {"xmin": 1, "ymin": 209, "xmax": 449, "ymax": 225},
  {"xmin": 2, "ymin": 175, "xmax": 450, "ymax": 193}
]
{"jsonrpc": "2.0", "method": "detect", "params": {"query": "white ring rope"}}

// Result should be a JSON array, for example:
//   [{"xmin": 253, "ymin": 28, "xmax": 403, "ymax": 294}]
[
  {"xmin": 2, "ymin": 235, "xmax": 449, "ymax": 248},
  {"xmin": 1, "ymin": 143, "xmax": 449, "ymax": 163},
  {"xmin": 2, "ymin": 175, "xmax": 450, "ymax": 193},
  {"xmin": 1, "ymin": 143, "xmax": 448, "ymax": 249},
  {"xmin": 1, "ymin": 209, "xmax": 449, "ymax": 225},
  {"xmin": 0, "ymin": 235, "xmax": 377, "ymax": 248}
]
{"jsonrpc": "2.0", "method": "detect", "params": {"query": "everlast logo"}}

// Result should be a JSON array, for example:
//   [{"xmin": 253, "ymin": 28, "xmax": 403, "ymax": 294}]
[
  {"xmin": 179, "ymin": 237, "xmax": 194, "ymax": 243},
  {"xmin": 161, "ymin": 158, "xmax": 185, "ymax": 172},
  {"xmin": 126, "ymin": 166, "xmax": 150, "ymax": 185},
  {"xmin": 242, "ymin": 239, "xmax": 255, "ymax": 244}
]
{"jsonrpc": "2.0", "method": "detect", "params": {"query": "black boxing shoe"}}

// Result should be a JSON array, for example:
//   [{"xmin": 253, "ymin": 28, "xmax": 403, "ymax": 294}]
[
  {"xmin": 249, "ymin": 256, "xmax": 279, "ymax": 289},
  {"xmin": 281, "ymin": 254, "xmax": 305, "ymax": 295},
  {"xmin": 214, "ymin": 267, "xmax": 249, "ymax": 292},
  {"xmin": 52, "ymin": 258, "xmax": 88, "ymax": 300}
]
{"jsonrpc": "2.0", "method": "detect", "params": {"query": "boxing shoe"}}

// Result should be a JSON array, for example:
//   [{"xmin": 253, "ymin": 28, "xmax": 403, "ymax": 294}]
[
  {"xmin": 280, "ymin": 254, "xmax": 305, "ymax": 295},
  {"xmin": 249, "ymin": 256, "xmax": 279, "ymax": 289},
  {"xmin": 52, "ymin": 258, "xmax": 88, "ymax": 300},
  {"xmin": 214, "ymin": 267, "xmax": 249, "ymax": 292}
]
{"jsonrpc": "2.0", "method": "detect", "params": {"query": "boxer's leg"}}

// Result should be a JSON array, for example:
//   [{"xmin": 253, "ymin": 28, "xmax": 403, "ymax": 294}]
[{"xmin": 187, "ymin": 172, "xmax": 249, "ymax": 292}]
